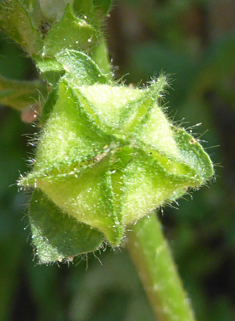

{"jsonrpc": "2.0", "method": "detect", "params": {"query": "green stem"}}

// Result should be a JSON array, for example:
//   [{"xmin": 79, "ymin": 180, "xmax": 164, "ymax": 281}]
[{"xmin": 127, "ymin": 214, "xmax": 196, "ymax": 321}]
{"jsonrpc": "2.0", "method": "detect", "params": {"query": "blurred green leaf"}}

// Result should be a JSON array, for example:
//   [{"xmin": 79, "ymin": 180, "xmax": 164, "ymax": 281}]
[
  {"xmin": 0, "ymin": 75, "xmax": 47, "ymax": 110},
  {"xmin": 0, "ymin": 0, "xmax": 42, "ymax": 56}
]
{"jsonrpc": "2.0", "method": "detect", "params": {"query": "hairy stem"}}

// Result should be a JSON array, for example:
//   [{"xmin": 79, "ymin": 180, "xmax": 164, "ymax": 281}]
[{"xmin": 127, "ymin": 214, "xmax": 196, "ymax": 321}]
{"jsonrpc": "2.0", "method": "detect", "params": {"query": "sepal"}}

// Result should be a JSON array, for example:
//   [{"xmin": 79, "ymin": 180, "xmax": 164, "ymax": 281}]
[{"xmin": 29, "ymin": 189, "xmax": 104, "ymax": 263}]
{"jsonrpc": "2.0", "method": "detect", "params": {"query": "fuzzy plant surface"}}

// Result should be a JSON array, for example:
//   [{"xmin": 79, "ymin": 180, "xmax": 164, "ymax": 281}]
[
  {"xmin": 0, "ymin": 0, "xmax": 213, "ymax": 263},
  {"xmin": 0, "ymin": 0, "xmax": 213, "ymax": 266},
  {"xmin": 19, "ymin": 54, "xmax": 214, "ymax": 263},
  {"xmin": 0, "ymin": 2, "xmax": 215, "ymax": 320}
]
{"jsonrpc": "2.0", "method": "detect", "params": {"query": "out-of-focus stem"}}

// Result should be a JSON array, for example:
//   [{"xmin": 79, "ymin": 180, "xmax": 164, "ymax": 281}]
[{"xmin": 127, "ymin": 214, "xmax": 196, "ymax": 321}]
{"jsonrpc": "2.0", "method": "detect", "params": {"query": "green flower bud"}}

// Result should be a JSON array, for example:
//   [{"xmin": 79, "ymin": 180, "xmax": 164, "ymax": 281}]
[{"xmin": 19, "ymin": 51, "xmax": 214, "ymax": 263}]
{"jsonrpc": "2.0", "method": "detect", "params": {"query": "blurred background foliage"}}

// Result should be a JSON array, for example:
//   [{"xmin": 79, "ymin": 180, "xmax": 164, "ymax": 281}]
[{"xmin": 0, "ymin": 0, "xmax": 235, "ymax": 320}]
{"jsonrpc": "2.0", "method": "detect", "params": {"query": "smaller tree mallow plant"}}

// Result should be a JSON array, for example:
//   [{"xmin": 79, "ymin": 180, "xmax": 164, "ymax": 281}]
[{"xmin": 0, "ymin": 1, "xmax": 214, "ymax": 320}]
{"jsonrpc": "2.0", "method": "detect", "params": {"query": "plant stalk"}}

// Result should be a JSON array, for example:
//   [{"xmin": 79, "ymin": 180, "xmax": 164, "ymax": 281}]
[{"xmin": 127, "ymin": 214, "xmax": 196, "ymax": 321}]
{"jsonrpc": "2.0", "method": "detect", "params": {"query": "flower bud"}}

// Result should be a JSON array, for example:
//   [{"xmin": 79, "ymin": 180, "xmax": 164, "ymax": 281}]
[{"xmin": 19, "ymin": 51, "xmax": 214, "ymax": 262}]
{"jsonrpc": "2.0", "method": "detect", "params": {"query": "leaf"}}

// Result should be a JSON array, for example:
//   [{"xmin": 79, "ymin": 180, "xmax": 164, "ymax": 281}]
[
  {"xmin": 43, "ymin": 5, "xmax": 100, "ymax": 58},
  {"xmin": 0, "ymin": 0, "xmax": 42, "ymax": 56},
  {"xmin": 173, "ymin": 127, "xmax": 214, "ymax": 180},
  {"xmin": 56, "ymin": 50, "xmax": 108, "ymax": 85},
  {"xmin": 29, "ymin": 189, "xmax": 105, "ymax": 263},
  {"xmin": 0, "ymin": 75, "xmax": 47, "ymax": 110},
  {"xmin": 36, "ymin": 59, "xmax": 65, "ymax": 86}
]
